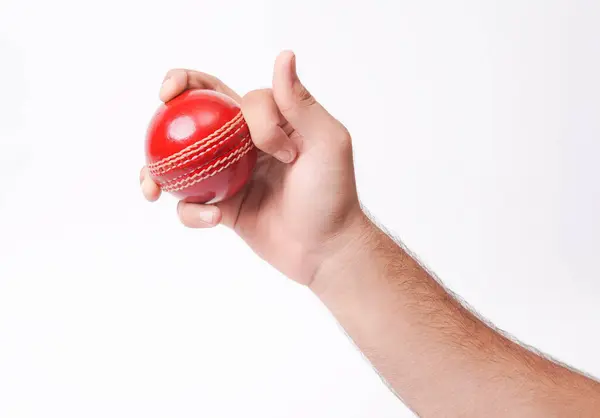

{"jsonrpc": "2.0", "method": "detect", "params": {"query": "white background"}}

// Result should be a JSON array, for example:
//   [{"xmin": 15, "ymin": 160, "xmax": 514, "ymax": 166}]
[{"xmin": 0, "ymin": 0, "xmax": 599, "ymax": 416}]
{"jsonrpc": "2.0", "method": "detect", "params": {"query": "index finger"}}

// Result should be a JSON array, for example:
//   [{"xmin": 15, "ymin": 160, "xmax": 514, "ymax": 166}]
[{"xmin": 159, "ymin": 69, "xmax": 242, "ymax": 103}]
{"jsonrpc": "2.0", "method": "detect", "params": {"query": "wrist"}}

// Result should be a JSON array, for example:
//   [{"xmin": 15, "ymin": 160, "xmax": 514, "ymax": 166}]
[{"xmin": 308, "ymin": 208, "xmax": 378, "ymax": 296}]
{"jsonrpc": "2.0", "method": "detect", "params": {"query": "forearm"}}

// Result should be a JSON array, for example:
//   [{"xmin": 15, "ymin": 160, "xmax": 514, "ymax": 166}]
[{"xmin": 311, "ymin": 212, "xmax": 600, "ymax": 417}]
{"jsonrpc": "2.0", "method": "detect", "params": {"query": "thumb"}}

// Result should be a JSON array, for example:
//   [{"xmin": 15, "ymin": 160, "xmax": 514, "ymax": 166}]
[{"xmin": 272, "ymin": 51, "xmax": 343, "ymax": 141}]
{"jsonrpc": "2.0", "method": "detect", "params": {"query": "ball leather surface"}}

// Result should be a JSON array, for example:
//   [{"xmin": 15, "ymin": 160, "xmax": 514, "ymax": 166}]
[{"xmin": 145, "ymin": 89, "xmax": 257, "ymax": 203}]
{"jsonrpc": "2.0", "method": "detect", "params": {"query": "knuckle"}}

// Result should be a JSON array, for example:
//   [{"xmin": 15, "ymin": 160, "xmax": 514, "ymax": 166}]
[
  {"xmin": 327, "ymin": 124, "xmax": 353, "ymax": 153},
  {"xmin": 293, "ymin": 81, "xmax": 316, "ymax": 108},
  {"xmin": 165, "ymin": 69, "xmax": 230, "ymax": 94},
  {"xmin": 207, "ymin": 74, "xmax": 226, "ymax": 89},
  {"xmin": 251, "ymin": 124, "xmax": 281, "ymax": 152},
  {"xmin": 338, "ymin": 125, "xmax": 352, "ymax": 144},
  {"xmin": 242, "ymin": 88, "xmax": 273, "ymax": 107},
  {"xmin": 242, "ymin": 89, "xmax": 282, "ymax": 153}
]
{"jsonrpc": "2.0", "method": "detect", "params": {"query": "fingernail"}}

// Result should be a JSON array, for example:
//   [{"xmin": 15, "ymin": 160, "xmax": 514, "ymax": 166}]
[
  {"xmin": 198, "ymin": 209, "xmax": 216, "ymax": 224},
  {"xmin": 274, "ymin": 149, "xmax": 295, "ymax": 163}
]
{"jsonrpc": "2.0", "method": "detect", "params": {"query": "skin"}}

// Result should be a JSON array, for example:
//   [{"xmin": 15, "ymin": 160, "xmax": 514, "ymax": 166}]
[{"xmin": 140, "ymin": 51, "xmax": 600, "ymax": 416}]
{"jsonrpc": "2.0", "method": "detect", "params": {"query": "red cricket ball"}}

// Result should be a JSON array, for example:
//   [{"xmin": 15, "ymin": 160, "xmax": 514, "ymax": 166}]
[{"xmin": 145, "ymin": 89, "xmax": 257, "ymax": 204}]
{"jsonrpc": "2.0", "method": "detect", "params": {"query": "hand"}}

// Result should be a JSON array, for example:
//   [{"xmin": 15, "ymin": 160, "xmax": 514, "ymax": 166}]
[{"xmin": 140, "ymin": 51, "xmax": 366, "ymax": 285}]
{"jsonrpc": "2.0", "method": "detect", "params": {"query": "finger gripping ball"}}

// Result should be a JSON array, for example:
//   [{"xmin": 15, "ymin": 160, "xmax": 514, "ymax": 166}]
[{"xmin": 145, "ymin": 89, "xmax": 257, "ymax": 203}]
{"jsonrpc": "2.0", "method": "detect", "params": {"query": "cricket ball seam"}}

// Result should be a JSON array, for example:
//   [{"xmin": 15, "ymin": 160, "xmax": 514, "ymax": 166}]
[
  {"xmin": 147, "ymin": 111, "xmax": 244, "ymax": 171},
  {"xmin": 161, "ymin": 138, "xmax": 254, "ymax": 192},
  {"xmin": 148, "ymin": 119, "xmax": 249, "ymax": 177},
  {"xmin": 161, "ymin": 133, "xmax": 253, "ymax": 184},
  {"xmin": 160, "ymin": 135, "xmax": 252, "ymax": 190}
]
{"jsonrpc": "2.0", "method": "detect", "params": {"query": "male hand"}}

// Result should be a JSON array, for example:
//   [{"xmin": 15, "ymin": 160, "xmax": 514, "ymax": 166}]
[
  {"xmin": 140, "ymin": 51, "xmax": 366, "ymax": 285},
  {"xmin": 140, "ymin": 52, "xmax": 600, "ymax": 418}
]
